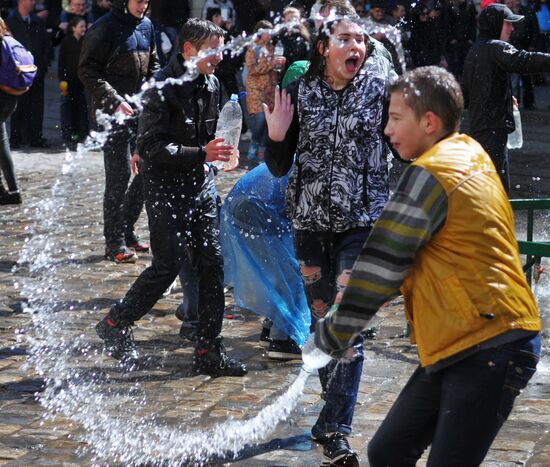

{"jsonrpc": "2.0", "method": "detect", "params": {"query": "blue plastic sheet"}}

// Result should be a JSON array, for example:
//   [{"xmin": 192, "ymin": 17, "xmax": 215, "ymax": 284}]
[{"xmin": 220, "ymin": 163, "xmax": 310, "ymax": 346}]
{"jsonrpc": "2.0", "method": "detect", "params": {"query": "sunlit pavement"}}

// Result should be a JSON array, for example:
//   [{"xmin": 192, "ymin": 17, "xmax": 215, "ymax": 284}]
[{"xmin": 0, "ymin": 75, "xmax": 549, "ymax": 466}]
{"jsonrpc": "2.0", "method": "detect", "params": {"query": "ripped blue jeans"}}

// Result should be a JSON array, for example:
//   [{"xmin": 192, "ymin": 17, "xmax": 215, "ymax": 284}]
[{"xmin": 294, "ymin": 227, "xmax": 370, "ymax": 436}]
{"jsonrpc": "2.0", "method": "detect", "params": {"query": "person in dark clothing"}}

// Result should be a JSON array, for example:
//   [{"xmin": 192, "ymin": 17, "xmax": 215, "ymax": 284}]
[
  {"xmin": 7, "ymin": 0, "xmax": 51, "ymax": 148},
  {"xmin": 91, "ymin": 0, "xmax": 111, "ymax": 21},
  {"xmin": 78, "ymin": 0, "xmax": 159, "ymax": 263},
  {"xmin": 95, "ymin": 18, "xmax": 247, "ymax": 378},
  {"xmin": 158, "ymin": 0, "xmax": 189, "ymax": 56},
  {"xmin": 275, "ymin": 6, "xmax": 312, "ymax": 76},
  {"xmin": 409, "ymin": 4, "xmax": 446, "ymax": 68},
  {"xmin": 0, "ymin": 17, "xmax": 22, "ymax": 205},
  {"xmin": 462, "ymin": 3, "xmax": 550, "ymax": 193},
  {"xmin": 509, "ymin": 0, "xmax": 540, "ymax": 109},
  {"xmin": 58, "ymin": 16, "xmax": 88, "ymax": 149},
  {"xmin": 445, "ymin": 0, "xmax": 476, "ymax": 80}
]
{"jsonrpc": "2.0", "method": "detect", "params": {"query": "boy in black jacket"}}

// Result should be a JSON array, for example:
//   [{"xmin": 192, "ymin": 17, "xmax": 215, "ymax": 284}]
[
  {"xmin": 463, "ymin": 3, "xmax": 550, "ymax": 193},
  {"xmin": 95, "ymin": 18, "xmax": 247, "ymax": 377}
]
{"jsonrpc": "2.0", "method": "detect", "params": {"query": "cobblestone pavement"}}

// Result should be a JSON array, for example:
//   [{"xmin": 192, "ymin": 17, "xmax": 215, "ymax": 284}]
[{"xmin": 0, "ymin": 76, "xmax": 550, "ymax": 466}]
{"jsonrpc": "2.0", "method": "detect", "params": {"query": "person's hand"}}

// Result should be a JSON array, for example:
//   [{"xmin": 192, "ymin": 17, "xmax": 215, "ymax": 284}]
[
  {"xmin": 512, "ymin": 95, "xmax": 518, "ymax": 108},
  {"xmin": 263, "ymin": 86, "xmax": 294, "ymax": 142},
  {"xmin": 131, "ymin": 153, "xmax": 141, "ymax": 175},
  {"xmin": 204, "ymin": 138, "xmax": 233, "ymax": 163},
  {"xmin": 274, "ymin": 55, "xmax": 286, "ymax": 67},
  {"xmin": 224, "ymin": 149, "xmax": 240, "ymax": 172},
  {"xmin": 116, "ymin": 101, "xmax": 135, "ymax": 116}
]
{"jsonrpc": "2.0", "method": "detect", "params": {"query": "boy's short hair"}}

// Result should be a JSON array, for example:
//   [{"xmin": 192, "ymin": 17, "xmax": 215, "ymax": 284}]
[
  {"xmin": 177, "ymin": 18, "xmax": 225, "ymax": 53},
  {"xmin": 253, "ymin": 19, "xmax": 273, "ymax": 33},
  {"xmin": 389, "ymin": 66, "xmax": 464, "ymax": 133}
]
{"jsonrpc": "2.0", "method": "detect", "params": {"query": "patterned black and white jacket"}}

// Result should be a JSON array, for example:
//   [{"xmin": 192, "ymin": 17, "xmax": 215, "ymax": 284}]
[{"xmin": 265, "ymin": 50, "xmax": 396, "ymax": 233}]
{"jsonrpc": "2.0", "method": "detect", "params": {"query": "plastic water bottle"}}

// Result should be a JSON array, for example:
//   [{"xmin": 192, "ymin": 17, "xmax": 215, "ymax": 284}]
[
  {"xmin": 214, "ymin": 93, "xmax": 242, "ymax": 171},
  {"xmin": 301, "ymin": 333, "xmax": 332, "ymax": 373},
  {"xmin": 507, "ymin": 105, "xmax": 523, "ymax": 149},
  {"xmin": 274, "ymin": 39, "xmax": 284, "ymax": 73}
]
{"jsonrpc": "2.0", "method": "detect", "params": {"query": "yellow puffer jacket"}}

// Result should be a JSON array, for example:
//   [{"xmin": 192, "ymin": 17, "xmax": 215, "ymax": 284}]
[{"xmin": 401, "ymin": 133, "xmax": 540, "ymax": 367}]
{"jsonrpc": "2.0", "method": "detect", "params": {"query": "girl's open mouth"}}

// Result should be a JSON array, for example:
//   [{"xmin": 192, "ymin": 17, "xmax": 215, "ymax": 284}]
[{"xmin": 345, "ymin": 57, "xmax": 359, "ymax": 73}]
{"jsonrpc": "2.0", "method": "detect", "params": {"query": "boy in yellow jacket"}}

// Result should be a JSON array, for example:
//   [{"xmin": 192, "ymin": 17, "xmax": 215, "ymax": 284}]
[{"xmin": 308, "ymin": 66, "xmax": 541, "ymax": 466}]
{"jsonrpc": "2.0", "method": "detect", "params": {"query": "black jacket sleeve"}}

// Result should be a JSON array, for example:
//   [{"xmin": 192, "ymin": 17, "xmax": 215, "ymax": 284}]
[
  {"xmin": 494, "ymin": 42, "xmax": 550, "ymax": 74},
  {"xmin": 137, "ymin": 87, "xmax": 206, "ymax": 169},
  {"xmin": 264, "ymin": 80, "xmax": 300, "ymax": 178}
]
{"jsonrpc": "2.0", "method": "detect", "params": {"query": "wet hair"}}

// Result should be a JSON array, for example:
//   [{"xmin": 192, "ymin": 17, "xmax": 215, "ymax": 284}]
[
  {"xmin": 253, "ymin": 19, "xmax": 273, "ymax": 33},
  {"xmin": 389, "ymin": 66, "xmax": 464, "ymax": 133},
  {"xmin": 0, "ymin": 18, "xmax": 10, "ymax": 39},
  {"xmin": 67, "ymin": 16, "xmax": 86, "ymax": 35},
  {"xmin": 177, "ymin": 18, "xmax": 225, "ymax": 52},
  {"xmin": 304, "ymin": 4, "xmax": 362, "ymax": 82}
]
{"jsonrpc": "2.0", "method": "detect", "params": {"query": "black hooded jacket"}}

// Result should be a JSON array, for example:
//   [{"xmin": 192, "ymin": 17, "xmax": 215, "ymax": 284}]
[
  {"xmin": 463, "ymin": 6, "xmax": 550, "ymax": 134},
  {"xmin": 78, "ymin": 0, "xmax": 160, "ymax": 118},
  {"xmin": 137, "ymin": 54, "xmax": 221, "ymax": 183}
]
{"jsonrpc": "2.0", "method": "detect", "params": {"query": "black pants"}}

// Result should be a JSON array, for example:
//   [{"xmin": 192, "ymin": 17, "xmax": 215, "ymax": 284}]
[
  {"xmin": 9, "ymin": 75, "xmax": 45, "ymax": 144},
  {"xmin": 368, "ymin": 334, "xmax": 540, "ymax": 467},
  {"xmin": 0, "ymin": 94, "xmax": 18, "ymax": 192},
  {"xmin": 102, "ymin": 124, "xmax": 144, "ymax": 249},
  {"xmin": 60, "ymin": 81, "xmax": 89, "ymax": 144},
  {"xmin": 471, "ymin": 129, "xmax": 510, "ymax": 194},
  {"xmin": 113, "ymin": 174, "xmax": 225, "ymax": 345}
]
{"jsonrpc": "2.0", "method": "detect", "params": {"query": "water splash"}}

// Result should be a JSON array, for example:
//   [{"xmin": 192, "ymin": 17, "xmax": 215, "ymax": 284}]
[
  {"xmin": 16, "ymin": 13, "xmax": 408, "ymax": 464},
  {"xmin": 16, "ymin": 149, "xmax": 311, "ymax": 464}
]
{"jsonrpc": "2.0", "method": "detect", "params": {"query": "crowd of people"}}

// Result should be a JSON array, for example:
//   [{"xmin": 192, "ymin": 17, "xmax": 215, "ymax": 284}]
[{"xmin": 0, "ymin": 0, "xmax": 549, "ymax": 465}]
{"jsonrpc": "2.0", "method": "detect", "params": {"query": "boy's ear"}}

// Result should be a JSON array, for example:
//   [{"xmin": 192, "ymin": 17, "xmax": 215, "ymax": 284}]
[
  {"xmin": 424, "ymin": 111, "xmax": 442, "ymax": 135},
  {"xmin": 182, "ymin": 41, "xmax": 196, "ymax": 58}
]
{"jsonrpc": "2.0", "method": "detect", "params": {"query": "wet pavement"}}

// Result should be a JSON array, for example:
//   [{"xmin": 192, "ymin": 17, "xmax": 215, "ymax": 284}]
[{"xmin": 0, "ymin": 74, "xmax": 549, "ymax": 466}]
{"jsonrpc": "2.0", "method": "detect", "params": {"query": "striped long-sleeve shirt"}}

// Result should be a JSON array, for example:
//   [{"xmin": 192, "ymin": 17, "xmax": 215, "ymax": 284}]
[{"xmin": 315, "ymin": 164, "xmax": 448, "ymax": 355}]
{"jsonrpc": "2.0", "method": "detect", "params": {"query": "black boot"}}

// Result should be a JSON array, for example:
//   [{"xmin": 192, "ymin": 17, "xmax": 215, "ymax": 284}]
[
  {"xmin": 95, "ymin": 315, "xmax": 142, "ymax": 369},
  {"xmin": 192, "ymin": 336, "xmax": 247, "ymax": 377}
]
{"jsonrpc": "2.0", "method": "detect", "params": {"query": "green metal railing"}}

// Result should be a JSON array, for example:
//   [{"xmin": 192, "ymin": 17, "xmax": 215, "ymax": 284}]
[{"xmin": 510, "ymin": 198, "xmax": 550, "ymax": 285}]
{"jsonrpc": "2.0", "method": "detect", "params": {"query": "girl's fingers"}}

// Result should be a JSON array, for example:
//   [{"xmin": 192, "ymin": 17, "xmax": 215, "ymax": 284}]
[{"xmin": 273, "ymin": 85, "xmax": 280, "ymax": 109}]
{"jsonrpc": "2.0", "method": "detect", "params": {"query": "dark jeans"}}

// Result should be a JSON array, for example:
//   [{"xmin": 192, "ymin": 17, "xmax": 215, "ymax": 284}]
[
  {"xmin": 248, "ymin": 111, "xmax": 267, "ymax": 148},
  {"xmin": 60, "ymin": 82, "xmax": 89, "ymax": 143},
  {"xmin": 294, "ymin": 227, "xmax": 370, "ymax": 435},
  {"xmin": 471, "ymin": 129, "xmax": 510, "ymax": 194},
  {"xmin": 368, "ymin": 333, "xmax": 541, "ymax": 467},
  {"xmin": 113, "ymin": 175, "xmax": 225, "ymax": 345},
  {"xmin": 0, "ymin": 94, "xmax": 18, "ymax": 192},
  {"xmin": 102, "ymin": 124, "xmax": 144, "ymax": 250},
  {"xmin": 9, "ymin": 75, "xmax": 45, "ymax": 144}
]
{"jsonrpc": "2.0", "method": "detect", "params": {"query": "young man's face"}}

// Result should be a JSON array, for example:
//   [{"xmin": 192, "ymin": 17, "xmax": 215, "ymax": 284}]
[
  {"xmin": 70, "ymin": 0, "xmax": 86, "ymax": 15},
  {"xmin": 19, "ymin": 0, "xmax": 36, "ymax": 15},
  {"xmin": 500, "ymin": 20, "xmax": 514, "ymax": 42},
  {"xmin": 370, "ymin": 7, "xmax": 385, "ymax": 21},
  {"xmin": 393, "ymin": 5, "xmax": 406, "ymax": 20},
  {"xmin": 187, "ymin": 35, "xmax": 224, "ymax": 75},
  {"xmin": 127, "ymin": 0, "xmax": 149, "ymax": 19},
  {"xmin": 384, "ymin": 91, "xmax": 432, "ymax": 161}
]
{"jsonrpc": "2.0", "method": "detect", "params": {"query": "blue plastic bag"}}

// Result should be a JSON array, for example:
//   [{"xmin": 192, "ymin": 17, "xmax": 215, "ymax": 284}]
[{"xmin": 221, "ymin": 164, "xmax": 310, "ymax": 346}]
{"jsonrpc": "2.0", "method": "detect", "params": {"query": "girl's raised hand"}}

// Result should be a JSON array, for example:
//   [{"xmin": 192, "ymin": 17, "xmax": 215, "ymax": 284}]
[{"xmin": 263, "ymin": 86, "xmax": 294, "ymax": 142}]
